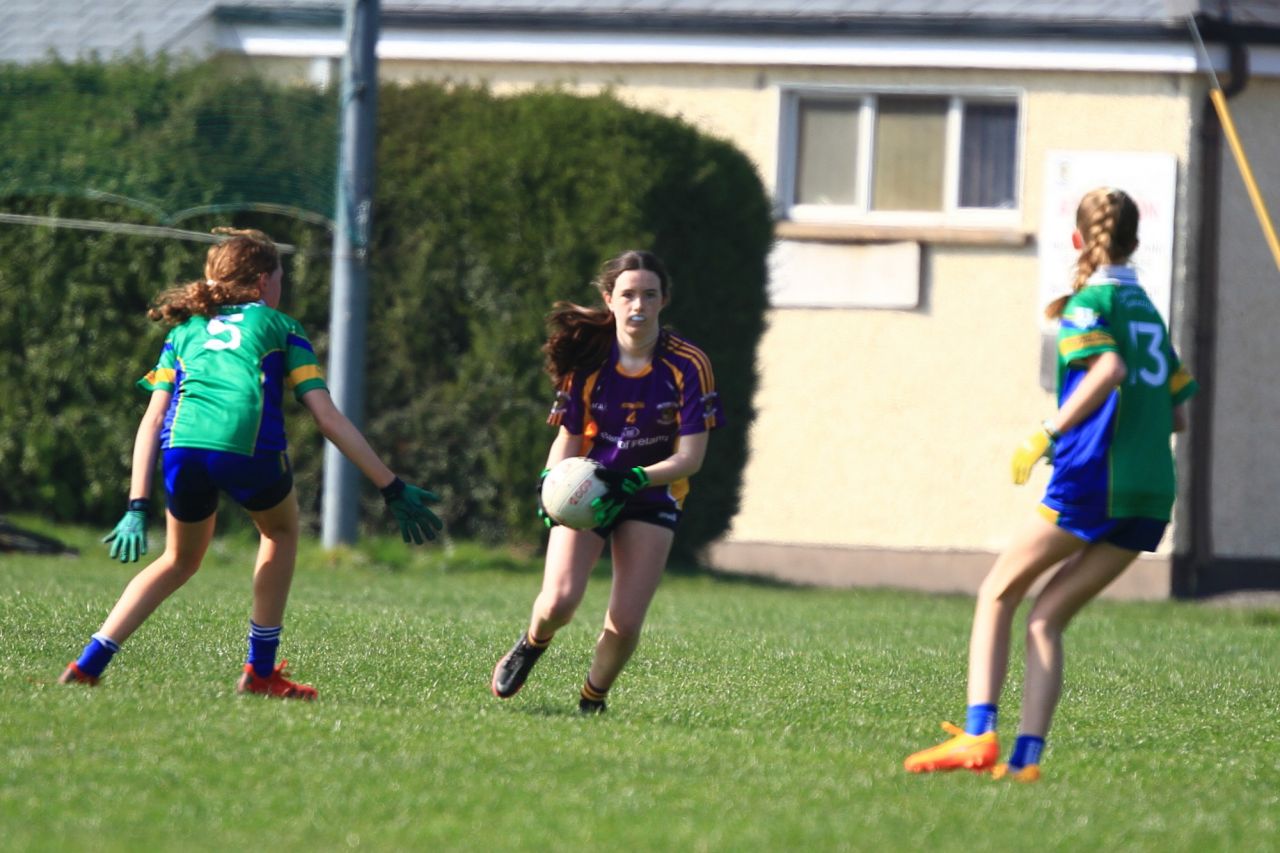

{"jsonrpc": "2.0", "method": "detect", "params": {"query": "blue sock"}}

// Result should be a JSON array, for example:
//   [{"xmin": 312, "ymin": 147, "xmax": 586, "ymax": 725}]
[
  {"xmin": 75, "ymin": 633, "xmax": 120, "ymax": 678},
  {"xmin": 247, "ymin": 621, "xmax": 282, "ymax": 678},
  {"xmin": 964, "ymin": 703, "xmax": 998, "ymax": 736},
  {"xmin": 1009, "ymin": 734, "xmax": 1045, "ymax": 769}
]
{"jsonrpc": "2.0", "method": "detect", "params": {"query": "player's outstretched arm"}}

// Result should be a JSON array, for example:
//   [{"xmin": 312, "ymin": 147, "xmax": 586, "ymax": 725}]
[
  {"xmin": 103, "ymin": 390, "xmax": 170, "ymax": 562},
  {"xmin": 300, "ymin": 388, "xmax": 443, "ymax": 543}
]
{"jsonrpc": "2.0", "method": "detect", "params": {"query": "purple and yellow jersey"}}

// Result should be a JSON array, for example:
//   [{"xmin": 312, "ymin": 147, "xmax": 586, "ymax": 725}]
[
  {"xmin": 138, "ymin": 301, "xmax": 327, "ymax": 456},
  {"xmin": 1044, "ymin": 266, "xmax": 1198, "ymax": 521},
  {"xmin": 548, "ymin": 331, "xmax": 724, "ymax": 509}
]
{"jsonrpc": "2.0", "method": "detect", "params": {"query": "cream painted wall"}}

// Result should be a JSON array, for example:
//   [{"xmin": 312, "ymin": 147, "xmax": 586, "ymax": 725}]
[
  {"xmin": 251, "ymin": 55, "xmax": 1200, "ymax": 554},
  {"xmin": 1208, "ymin": 77, "xmax": 1280, "ymax": 558},
  {"xmin": 724, "ymin": 71, "xmax": 1194, "ymax": 551},
  {"xmin": 738, "ymin": 248, "xmax": 1045, "ymax": 551}
]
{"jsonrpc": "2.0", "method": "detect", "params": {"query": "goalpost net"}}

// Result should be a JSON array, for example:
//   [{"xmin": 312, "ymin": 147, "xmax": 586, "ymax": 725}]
[{"xmin": 0, "ymin": 56, "xmax": 339, "ymax": 249}]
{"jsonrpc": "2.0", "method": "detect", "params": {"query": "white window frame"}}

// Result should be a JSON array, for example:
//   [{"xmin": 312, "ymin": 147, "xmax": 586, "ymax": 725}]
[{"xmin": 776, "ymin": 85, "xmax": 1024, "ymax": 228}]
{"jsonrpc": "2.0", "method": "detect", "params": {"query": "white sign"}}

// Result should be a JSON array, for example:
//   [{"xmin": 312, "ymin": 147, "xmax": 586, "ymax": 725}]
[
  {"xmin": 1039, "ymin": 151, "xmax": 1178, "ymax": 324},
  {"xmin": 768, "ymin": 240, "xmax": 920, "ymax": 309}
]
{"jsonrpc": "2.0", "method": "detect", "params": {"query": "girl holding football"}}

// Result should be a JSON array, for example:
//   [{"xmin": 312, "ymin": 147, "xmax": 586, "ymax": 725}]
[
  {"xmin": 903, "ymin": 187, "xmax": 1198, "ymax": 780},
  {"xmin": 60, "ymin": 228, "xmax": 442, "ymax": 698},
  {"xmin": 490, "ymin": 249, "xmax": 724, "ymax": 712}
]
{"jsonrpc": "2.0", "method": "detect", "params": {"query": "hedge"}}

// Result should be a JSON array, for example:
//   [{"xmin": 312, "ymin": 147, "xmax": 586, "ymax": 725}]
[{"xmin": 0, "ymin": 60, "xmax": 773, "ymax": 560}]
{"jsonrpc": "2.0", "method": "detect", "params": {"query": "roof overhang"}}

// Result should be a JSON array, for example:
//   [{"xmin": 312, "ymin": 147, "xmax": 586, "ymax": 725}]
[{"xmin": 211, "ymin": 6, "xmax": 1280, "ymax": 77}]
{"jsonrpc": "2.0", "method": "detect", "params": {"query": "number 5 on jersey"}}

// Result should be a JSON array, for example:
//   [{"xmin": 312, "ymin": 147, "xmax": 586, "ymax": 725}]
[{"xmin": 204, "ymin": 313, "xmax": 245, "ymax": 351}]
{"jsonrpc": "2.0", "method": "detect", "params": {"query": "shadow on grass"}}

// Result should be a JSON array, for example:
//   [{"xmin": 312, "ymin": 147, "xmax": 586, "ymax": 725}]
[
  {"xmin": 1247, "ymin": 610, "xmax": 1280, "ymax": 627},
  {"xmin": 509, "ymin": 704, "xmax": 596, "ymax": 719}
]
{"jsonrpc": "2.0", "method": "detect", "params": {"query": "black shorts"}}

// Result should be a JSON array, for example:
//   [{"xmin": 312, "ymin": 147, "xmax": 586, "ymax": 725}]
[{"xmin": 591, "ymin": 502, "xmax": 681, "ymax": 539}]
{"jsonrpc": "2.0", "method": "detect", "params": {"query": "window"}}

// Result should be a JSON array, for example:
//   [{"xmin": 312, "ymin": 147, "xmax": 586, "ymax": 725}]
[
  {"xmin": 795, "ymin": 101, "xmax": 859, "ymax": 205},
  {"xmin": 872, "ymin": 97, "xmax": 948, "ymax": 212},
  {"xmin": 781, "ymin": 90, "xmax": 1020, "ymax": 223}
]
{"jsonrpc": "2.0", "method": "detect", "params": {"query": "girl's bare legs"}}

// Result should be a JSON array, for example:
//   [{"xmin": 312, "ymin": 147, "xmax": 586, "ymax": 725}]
[
  {"xmin": 967, "ymin": 513, "xmax": 1085, "ymax": 706},
  {"xmin": 98, "ymin": 511, "xmax": 217, "ymax": 643},
  {"xmin": 246, "ymin": 490, "xmax": 301, "ymax": 627},
  {"xmin": 586, "ymin": 521, "xmax": 674, "ymax": 692},
  {"xmin": 529, "ymin": 525, "xmax": 607, "ymax": 639},
  {"xmin": 903, "ymin": 512, "xmax": 1086, "ymax": 772},
  {"xmin": 1019, "ymin": 541, "xmax": 1138, "ymax": 737},
  {"xmin": 238, "ymin": 491, "xmax": 317, "ymax": 698},
  {"xmin": 492, "ymin": 526, "xmax": 607, "ymax": 700}
]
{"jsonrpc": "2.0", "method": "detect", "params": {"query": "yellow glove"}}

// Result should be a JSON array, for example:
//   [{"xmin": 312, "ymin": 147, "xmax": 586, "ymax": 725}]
[{"xmin": 1011, "ymin": 422, "xmax": 1058, "ymax": 485}]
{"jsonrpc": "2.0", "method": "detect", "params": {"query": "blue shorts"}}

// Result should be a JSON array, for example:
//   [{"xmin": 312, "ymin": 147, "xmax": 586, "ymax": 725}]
[
  {"xmin": 1038, "ymin": 503, "xmax": 1167, "ymax": 553},
  {"xmin": 162, "ymin": 447, "xmax": 294, "ymax": 522},
  {"xmin": 591, "ymin": 502, "xmax": 681, "ymax": 539}
]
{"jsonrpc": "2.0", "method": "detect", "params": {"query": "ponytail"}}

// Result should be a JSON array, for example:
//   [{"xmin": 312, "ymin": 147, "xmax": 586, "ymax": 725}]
[
  {"xmin": 147, "ymin": 227, "xmax": 279, "ymax": 325},
  {"xmin": 542, "ymin": 302, "xmax": 614, "ymax": 384}
]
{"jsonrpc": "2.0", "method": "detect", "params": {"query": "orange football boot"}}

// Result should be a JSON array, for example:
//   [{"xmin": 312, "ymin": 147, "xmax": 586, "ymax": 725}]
[
  {"xmin": 903, "ymin": 722, "xmax": 999, "ymax": 773},
  {"xmin": 236, "ymin": 661, "xmax": 317, "ymax": 701},
  {"xmin": 991, "ymin": 763, "xmax": 1041, "ymax": 783}
]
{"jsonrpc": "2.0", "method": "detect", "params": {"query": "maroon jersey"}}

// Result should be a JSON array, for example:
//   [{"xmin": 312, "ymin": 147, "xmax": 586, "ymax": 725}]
[{"xmin": 549, "ymin": 331, "xmax": 723, "ymax": 510}]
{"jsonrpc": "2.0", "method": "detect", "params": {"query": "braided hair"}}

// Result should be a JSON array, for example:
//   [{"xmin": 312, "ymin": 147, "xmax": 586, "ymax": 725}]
[{"xmin": 1045, "ymin": 187, "xmax": 1139, "ymax": 319}]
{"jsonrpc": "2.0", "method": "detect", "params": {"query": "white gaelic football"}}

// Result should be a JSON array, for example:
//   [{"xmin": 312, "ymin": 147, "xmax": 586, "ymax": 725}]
[{"xmin": 541, "ymin": 456, "xmax": 607, "ymax": 530}]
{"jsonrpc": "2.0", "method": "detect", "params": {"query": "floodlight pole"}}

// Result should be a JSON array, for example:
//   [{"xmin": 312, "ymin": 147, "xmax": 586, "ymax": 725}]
[{"xmin": 322, "ymin": 0, "xmax": 380, "ymax": 548}]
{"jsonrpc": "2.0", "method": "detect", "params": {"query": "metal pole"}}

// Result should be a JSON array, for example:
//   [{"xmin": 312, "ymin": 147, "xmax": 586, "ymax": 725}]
[{"xmin": 323, "ymin": 0, "xmax": 379, "ymax": 547}]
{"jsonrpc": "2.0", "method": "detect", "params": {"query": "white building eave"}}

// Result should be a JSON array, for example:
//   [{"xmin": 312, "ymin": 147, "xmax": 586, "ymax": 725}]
[{"xmin": 215, "ymin": 23, "xmax": 1271, "ymax": 76}]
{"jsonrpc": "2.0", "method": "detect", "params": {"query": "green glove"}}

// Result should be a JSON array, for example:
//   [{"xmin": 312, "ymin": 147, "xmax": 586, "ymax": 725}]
[
  {"xmin": 536, "ymin": 468, "xmax": 559, "ymax": 529},
  {"xmin": 380, "ymin": 477, "xmax": 444, "ymax": 544},
  {"xmin": 590, "ymin": 466, "xmax": 650, "ymax": 528},
  {"xmin": 102, "ymin": 498, "xmax": 150, "ymax": 563}
]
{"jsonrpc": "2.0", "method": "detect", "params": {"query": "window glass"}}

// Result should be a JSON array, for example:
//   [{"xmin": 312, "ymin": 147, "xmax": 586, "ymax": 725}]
[
  {"xmin": 960, "ymin": 102, "xmax": 1018, "ymax": 209},
  {"xmin": 871, "ymin": 96, "xmax": 947, "ymax": 212},
  {"xmin": 795, "ymin": 101, "xmax": 859, "ymax": 205}
]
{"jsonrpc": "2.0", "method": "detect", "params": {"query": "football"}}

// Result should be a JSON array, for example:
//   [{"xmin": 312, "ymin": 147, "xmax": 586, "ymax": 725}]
[{"xmin": 541, "ymin": 456, "xmax": 607, "ymax": 530}]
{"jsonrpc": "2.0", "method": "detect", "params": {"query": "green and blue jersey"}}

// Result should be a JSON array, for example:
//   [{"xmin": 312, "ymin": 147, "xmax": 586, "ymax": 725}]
[
  {"xmin": 1044, "ymin": 266, "xmax": 1198, "ymax": 521},
  {"xmin": 138, "ymin": 301, "xmax": 327, "ymax": 455}
]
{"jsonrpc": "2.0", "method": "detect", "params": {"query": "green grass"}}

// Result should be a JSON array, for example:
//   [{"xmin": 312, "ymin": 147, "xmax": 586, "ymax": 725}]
[{"xmin": 2, "ymin": 517, "xmax": 1278, "ymax": 851}]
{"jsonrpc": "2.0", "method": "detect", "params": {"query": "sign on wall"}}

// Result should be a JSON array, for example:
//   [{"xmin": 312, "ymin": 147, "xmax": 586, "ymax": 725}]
[
  {"xmin": 1039, "ymin": 150, "xmax": 1179, "ymax": 324},
  {"xmin": 768, "ymin": 240, "xmax": 921, "ymax": 309}
]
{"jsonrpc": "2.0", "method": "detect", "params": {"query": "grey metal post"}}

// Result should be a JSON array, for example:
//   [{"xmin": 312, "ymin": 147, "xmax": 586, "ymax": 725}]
[{"xmin": 322, "ymin": 0, "xmax": 380, "ymax": 547}]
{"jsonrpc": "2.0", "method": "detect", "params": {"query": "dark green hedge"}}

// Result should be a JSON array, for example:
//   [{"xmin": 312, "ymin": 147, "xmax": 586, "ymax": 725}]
[{"xmin": 0, "ymin": 61, "xmax": 773, "ymax": 560}]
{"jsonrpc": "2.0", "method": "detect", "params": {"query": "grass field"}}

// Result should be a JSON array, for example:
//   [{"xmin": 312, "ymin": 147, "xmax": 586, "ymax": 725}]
[{"xmin": 2, "ymin": 517, "xmax": 1277, "ymax": 851}]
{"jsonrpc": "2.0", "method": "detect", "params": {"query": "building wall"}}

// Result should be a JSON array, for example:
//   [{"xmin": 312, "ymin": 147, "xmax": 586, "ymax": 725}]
[
  {"xmin": 1209, "ymin": 76, "xmax": 1280, "ymax": 558},
  {"xmin": 253, "ymin": 55, "xmax": 1202, "ymax": 583}
]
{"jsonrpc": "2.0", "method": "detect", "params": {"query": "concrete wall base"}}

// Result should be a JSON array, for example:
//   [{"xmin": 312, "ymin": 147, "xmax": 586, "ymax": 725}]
[{"xmin": 704, "ymin": 541, "xmax": 1172, "ymax": 601}]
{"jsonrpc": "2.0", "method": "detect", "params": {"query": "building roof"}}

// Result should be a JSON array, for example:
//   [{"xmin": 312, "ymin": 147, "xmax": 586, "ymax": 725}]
[{"xmin": 3, "ymin": 1, "xmax": 1277, "ymax": 66}]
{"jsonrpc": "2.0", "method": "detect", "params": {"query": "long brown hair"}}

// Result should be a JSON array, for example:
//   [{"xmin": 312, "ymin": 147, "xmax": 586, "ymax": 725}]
[
  {"xmin": 1045, "ymin": 187, "xmax": 1139, "ymax": 319},
  {"xmin": 148, "ymin": 227, "xmax": 280, "ymax": 325},
  {"xmin": 542, "ymin": 250, "xmax": 671, "ymax": 383}
]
